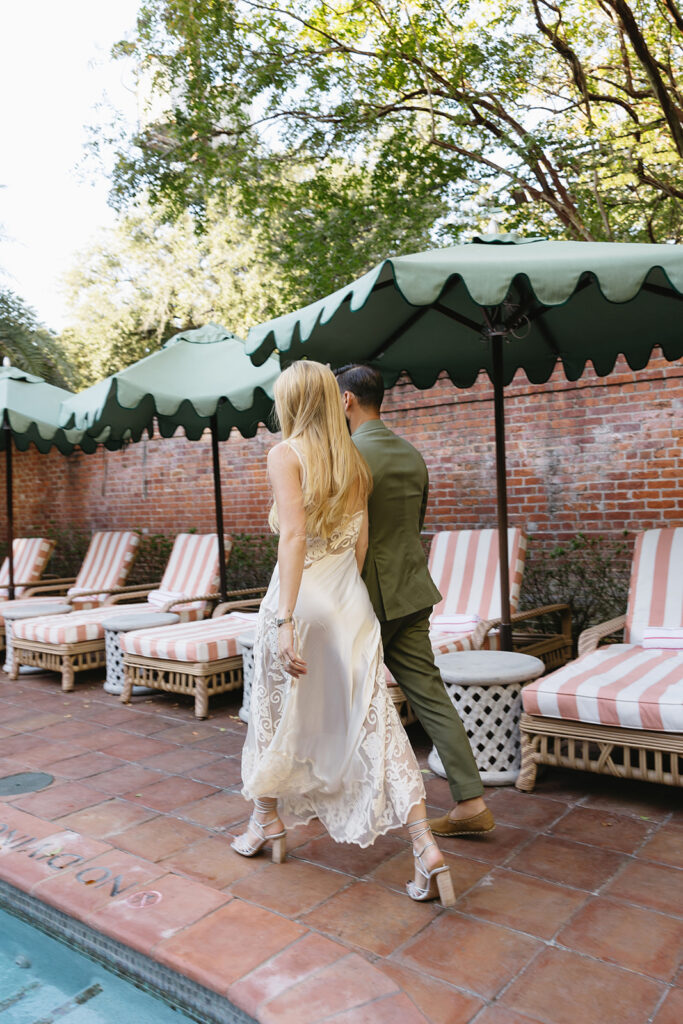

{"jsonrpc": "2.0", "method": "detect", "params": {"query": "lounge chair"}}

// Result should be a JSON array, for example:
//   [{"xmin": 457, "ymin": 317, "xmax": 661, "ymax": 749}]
[
  {"xmin": 0, "ymin": 538, "xmax": 55, "ymax": 599},
  {"xmin": 10, "ymin": 533, "xmax": 224, "ymax": 692},
  {"xmin": 389, "ymin": 528, "xmax": 572, "ymax": 722},
  {"xmin": 518, "ymin": 527, "xmax": 683, "ymax": 791},
  {"xmin": 119, "ymin": 597, "xmax": 263, "ymax": 718},
  {"xmin": 0, "ymin": 531, "xmax": 140, "ymax": 653}
]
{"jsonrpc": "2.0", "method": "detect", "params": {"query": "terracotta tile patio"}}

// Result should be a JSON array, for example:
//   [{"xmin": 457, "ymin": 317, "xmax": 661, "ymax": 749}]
[{"xmin": 0, "ymin": 669, "xmax": 681, "ymax": 1023}]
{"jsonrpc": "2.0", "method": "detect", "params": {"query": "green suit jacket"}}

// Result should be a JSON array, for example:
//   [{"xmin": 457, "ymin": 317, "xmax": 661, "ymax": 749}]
[{"xmin": 352, "ymin": 419, "xmax": 442, "ymax": 622}]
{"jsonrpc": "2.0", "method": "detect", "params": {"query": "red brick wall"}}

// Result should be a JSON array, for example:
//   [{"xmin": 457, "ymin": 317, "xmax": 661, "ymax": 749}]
[{"xmin": 3, "ymin": 356, "xmax": 681, "ymax": 554}]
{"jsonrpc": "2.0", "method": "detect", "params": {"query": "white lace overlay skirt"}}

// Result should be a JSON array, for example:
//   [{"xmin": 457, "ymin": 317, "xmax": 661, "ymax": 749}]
[{"xmin": 241, "ymin": 548, "xmax": 425, "ymax": 847}]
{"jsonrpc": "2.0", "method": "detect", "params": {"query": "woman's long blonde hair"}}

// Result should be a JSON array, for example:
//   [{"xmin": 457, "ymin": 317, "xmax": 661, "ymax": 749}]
[{"xmin": 269, "ymin": 361, "xmax": 372, "ymax": 538}]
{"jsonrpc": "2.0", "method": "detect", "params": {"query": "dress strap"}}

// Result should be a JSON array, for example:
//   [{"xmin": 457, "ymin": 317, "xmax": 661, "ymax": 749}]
[{"xmin": 283, "ymin": 440, "xmax": 306, "ymax": 483}]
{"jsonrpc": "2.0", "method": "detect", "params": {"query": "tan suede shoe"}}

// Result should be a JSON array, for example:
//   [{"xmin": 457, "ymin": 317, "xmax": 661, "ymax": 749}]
[{"xmin": 429, "ymin": 808, "xmax": 495, "ymax": 837}]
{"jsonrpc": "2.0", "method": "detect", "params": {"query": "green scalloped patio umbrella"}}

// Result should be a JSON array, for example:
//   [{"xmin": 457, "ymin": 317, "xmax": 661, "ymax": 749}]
[
  {"xmin": 0, "ymin": 362, "xmax": 111, "ymax": 599},
  {"xmin": 247, "ymin": 235, "xmax": 683, "ymax": 649},
  {"xmin": 60, "ymin": 324, "xmax": 280, "ymax": 601}
]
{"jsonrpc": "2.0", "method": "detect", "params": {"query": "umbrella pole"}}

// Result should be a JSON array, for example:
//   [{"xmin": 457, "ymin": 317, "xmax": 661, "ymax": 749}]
[
  {"xmin": 491, "ymin": 336, "xmax": 512, "ymax": 651},
  {"xmin": 4, "ymin": 424, "xmax": 14, "ymax": 601},
  {"xmin": 210, "ymin": 415, "xmax": 228, "ymax": 603}
]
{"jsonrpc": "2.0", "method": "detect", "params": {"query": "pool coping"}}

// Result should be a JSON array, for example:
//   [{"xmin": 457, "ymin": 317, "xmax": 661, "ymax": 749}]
[{"xmin": 0, "ymin": 878, "xmax": 255, "ymax": 1024}]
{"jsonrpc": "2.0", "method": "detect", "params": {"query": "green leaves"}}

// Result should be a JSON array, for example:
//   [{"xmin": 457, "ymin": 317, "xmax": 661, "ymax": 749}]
[
  {"xmin": 0, "ymin": 291, "xmax": 74, "ymax": 387},
  {"xmin": 92, "ymin": 0, "xmax": 682, "ymax": 309}
]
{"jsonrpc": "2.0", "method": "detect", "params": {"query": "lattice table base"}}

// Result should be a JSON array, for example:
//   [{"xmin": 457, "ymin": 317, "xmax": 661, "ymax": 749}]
[
  {"xmin": 103, "ymin": 612, "xmax": 179, "ymax": 695},
  {"xmin": 429, "ymin": 651, "xmax": 545, "ymax": 786},
  {"xmin": 237, "ymin": 634, "xmax": 255, "ymax": 723}
]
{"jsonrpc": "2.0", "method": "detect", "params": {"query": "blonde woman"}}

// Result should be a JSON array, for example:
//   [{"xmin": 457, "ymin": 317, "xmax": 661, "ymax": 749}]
[{"xmin": 233, "ymin": 361, "xmax": 454, "ymax": 905}]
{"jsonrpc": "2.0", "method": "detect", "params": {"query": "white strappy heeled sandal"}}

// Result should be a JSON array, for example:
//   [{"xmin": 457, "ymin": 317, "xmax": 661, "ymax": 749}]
[
  {"xmin": 406, "ymin": 817, "xmax": 455, "ymax": 906},
  {"xmin": 231, "ymin": 798, "xmax": 287, "ymax": 863}
]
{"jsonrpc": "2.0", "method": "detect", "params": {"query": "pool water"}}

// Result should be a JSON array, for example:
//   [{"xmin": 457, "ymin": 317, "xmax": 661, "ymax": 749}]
[{"xmin": 0, "ymin": 908, "xmax": 198, "ymax": 1022}]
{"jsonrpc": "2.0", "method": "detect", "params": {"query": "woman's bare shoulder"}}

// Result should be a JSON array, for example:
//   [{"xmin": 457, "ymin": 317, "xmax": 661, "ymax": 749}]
[{"xmin": 267, "ymin": 441, "xmax": 302, "ymax": 471}]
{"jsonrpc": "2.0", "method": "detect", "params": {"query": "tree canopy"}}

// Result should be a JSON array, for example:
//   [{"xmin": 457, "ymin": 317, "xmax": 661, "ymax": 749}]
[
  {"xmin": 0, "ymin": 289, "xmax": 74, "ymax": 387},
  {"xmin": 106, "ymin": 0, "xmax": 682, "ymax": 250},
  {"xmin": 60, "ymin": 198, "xmax": 285, "ymax": 387}
]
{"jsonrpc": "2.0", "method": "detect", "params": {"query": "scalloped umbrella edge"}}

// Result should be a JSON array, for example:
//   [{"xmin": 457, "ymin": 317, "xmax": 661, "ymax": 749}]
[{"xmin": 246, "ymin": 236, "xmax": 683, "ymax": 648}]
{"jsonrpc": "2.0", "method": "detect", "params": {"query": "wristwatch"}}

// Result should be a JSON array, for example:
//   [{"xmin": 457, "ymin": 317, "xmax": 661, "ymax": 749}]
[{"xmin": 276, "ymin": 616, "xmax": 294, "ymax": 628}]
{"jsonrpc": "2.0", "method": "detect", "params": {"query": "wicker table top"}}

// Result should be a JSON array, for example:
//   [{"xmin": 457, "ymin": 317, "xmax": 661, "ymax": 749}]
[
  {"xmin": 101, "ymin": 612, "xmax": 180, "ymax": 632},
  {"xmin": 435, "ymin": 650, "xmax": 545, "ymax": 686}
]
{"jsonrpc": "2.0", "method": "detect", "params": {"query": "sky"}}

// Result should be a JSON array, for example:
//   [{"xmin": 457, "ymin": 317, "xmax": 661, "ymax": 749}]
[{"xmin": 0, "ymin": 0, "xmax": 141, "ymax": 332}]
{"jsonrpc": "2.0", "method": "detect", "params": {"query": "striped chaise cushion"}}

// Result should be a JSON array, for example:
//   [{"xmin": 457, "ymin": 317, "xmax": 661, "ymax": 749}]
[
  {"xmin": 145, "ymin": 533, "xmax": 228, "ymax": 615},
  {"xmin": 12, "ymin": 596, "xmax": 208, "ymax": 647},
  {"xmin": 386, "ymin": 528, "xmax": 527, "ymax": 684},
  {"xmin": 12, "ymin": 603, "xmax": 148, "ymax": 645},
  {"xmin": 522, "ymin": 645, "xmax": 683, "ymax": 732},
  {"xmin": 120, "ymin": 612, "xmax": 258, "ymax": 663},
  {"xmin": 625, "ymin": 528, "xmax": 683, "ymax": 644},
  {"xmin": 0, "ymin": 538, "xmax": 54, "ymax": 598},
  {"xmin": 67, "ymin": 532, "xmax": 140, "ymax": 608},
  {"xmin": 429, "ymin": 528, "xmax": 526, "ymax": 620}
]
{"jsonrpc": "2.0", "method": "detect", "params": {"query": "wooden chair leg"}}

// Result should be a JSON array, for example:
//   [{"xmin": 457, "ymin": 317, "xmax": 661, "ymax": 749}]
[
  {"xmin": 61, "ymin": 657, "xmax": 75, "ymax": 692},
  {"xmin": 119, "ymin": 665, "xmax": 134, "ymax": 705},
  {"xmin": 195, "ymin": 680, "xmax": 209, "ymax": 719},
  {"xmin": 515, "ymin": 730, "xmax": 539, "ymax": 792}
]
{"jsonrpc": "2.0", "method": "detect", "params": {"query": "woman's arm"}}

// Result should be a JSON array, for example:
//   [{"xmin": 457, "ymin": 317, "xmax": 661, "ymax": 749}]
[
  {"xmin": 268, "ymin": 443, "xmax": 308, "ymax": 677},
  {"xmin": 355, "ymin": 505, "xmax": 369, "ymax": 573}
]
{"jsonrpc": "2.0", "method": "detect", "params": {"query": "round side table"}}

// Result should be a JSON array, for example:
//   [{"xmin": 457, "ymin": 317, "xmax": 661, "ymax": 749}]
[
  {"xmin": 3, "ymin": 603, "xmax": 72, "ymax": 675},
  {"xmin": 428, "ymin": 650, "xmax": 545, "ymax": 786},
  {"xmin": 237, "ymin": 632, "xmax": 255, "ymax": 723},
  {"xmin": 102, "ymin": 611, "xmax": 180, "ymax": 696}
]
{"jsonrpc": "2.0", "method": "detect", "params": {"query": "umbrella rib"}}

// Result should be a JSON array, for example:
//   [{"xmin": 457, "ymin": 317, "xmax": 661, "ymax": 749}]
[
  {"xmin": 369, "ymin": 306, "xmax": 433, "ymax": 360},
  {"xmin": 432, "ymin": 302, "xmax": 484, "ymax": 334},
  {"xmin": 641, "ymin": 282, "xmax": 683, "ymax": 300}
]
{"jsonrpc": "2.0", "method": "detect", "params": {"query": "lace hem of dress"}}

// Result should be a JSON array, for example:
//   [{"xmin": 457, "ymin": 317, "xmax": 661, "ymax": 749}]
[{"xmin": 242, "ymin": 608, "xmax": 426, "ymax": 847}]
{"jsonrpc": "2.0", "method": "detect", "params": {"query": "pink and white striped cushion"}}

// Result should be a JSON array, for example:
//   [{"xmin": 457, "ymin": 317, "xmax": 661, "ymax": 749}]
[
  {"xmin": 642, "ymin": 627, "xmax": 683, "ymax": 651},
  {"xmin": 625, "ymin": 528, "xmax": 683, "ymax": 645},
  {"xmin": 11, "ymin": 532, "xmax": 230, "ymax": 647},
  {"xmin": 120, "ymin": 612, "xmax": 258, "ymax": 663},
  {"xmin": 429, "ymin": 528, "xmax": 526, "ymax": 621},
  {"xmin": 67, "ymin": 532, "xmax": 140, "ymax": 607},
  {"xmin": 150, "ymin": 534, "xmax": 228, "ymax": 614},
  {"xmin": 12, "ymin": 599, "xmax": 204, "ymax": 646},
  {"xmin": 386, "ymin": 529, "xmax": 526, "ymax": 687},
  {"xmin": 522, "ymin": 645, "xmax": 683, "ymax": 732},
  {"xmin": 0, "ymin": 538, "xmax": 54, "ymax": 598}
]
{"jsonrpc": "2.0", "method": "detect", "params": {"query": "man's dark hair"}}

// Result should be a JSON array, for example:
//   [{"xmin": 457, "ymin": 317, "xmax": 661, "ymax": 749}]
[{"xmin": 333, "ymin": 363, "xmax": 384, "ymax": 410}]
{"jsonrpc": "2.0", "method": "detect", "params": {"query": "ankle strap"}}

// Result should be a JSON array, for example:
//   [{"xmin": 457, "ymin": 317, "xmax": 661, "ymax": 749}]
[
  {"xmin": 255, "ymin": 797, "xmax": 277, "ymax": 812},
  {"xmin": 407, "ymin": 817, "xmax": 432, "ymax": 846}
]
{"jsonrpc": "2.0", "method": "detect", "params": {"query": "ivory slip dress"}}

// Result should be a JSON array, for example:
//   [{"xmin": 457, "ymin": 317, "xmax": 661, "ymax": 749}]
[{"xmin": 241, "ymin": 443, "xmax": 425, "ymax": 847}]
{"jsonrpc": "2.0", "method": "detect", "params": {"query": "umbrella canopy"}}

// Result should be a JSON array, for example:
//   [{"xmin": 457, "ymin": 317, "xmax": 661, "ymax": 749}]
[
  {"xmin": 0, "ymin": 364, "xmax": 114, "ymax": 599},
  {"xmin": 60, "ymin": 324, "xmax": 281, "ymax": 600},
  {"xmin": 247, "ymin": 236, "xmax": 683, "ymax": 383},
  {"xmin": 0, "ymin": 364, "xmax": 104, "ymax": 454},
  {"xmin": 246, "ymin": 236, "xmax": 683, "ymax": 648},
  {"xmin": 61, "ymin": 323, "xmax": 278, "ymax": 441}
]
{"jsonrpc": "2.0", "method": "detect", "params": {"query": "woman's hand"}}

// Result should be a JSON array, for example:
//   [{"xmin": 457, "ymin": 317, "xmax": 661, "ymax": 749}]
[{"xmin": 278, "ymin": 622, "xmax": 307, "ymax": 678}]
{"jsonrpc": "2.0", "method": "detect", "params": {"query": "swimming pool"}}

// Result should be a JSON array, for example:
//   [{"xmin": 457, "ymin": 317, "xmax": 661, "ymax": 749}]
[{"xmin": 0, "ymin": 906, "xmax": 201, "ymax": 1022}]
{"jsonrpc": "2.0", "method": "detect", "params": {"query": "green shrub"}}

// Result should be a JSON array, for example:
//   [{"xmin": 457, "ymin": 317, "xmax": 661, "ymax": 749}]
[
  {"xmin": 520, "ymin": 532, "xmax": 632, "ymax": 650},
  {"xmin": 44, "ymin": 527, "xmax": 92, "ymax": 579},
  {"xmin": 225, "ymin": 533, "xmax": 278, "ymax": 591}
]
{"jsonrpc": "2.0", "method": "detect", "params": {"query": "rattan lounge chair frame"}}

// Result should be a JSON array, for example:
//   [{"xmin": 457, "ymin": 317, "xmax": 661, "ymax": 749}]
[
  {"xmin": 120, "ymin": 591, "xmax": 266, "ymax": 718},
  {"xmin": 515, "ymin": 612, "xmax": 683, "ymax": 791}
]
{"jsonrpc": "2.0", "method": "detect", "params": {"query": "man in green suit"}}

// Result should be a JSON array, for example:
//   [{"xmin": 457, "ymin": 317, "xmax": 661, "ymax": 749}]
[{"xmin": 335, "ymin": 364, "xmax": 494, "ymax": 835}]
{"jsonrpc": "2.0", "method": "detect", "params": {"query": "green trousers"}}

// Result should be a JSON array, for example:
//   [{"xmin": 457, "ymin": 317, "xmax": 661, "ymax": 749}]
[{"xmin": 381, "ymin": 607, "xmax": 484, "ymax": 803}]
